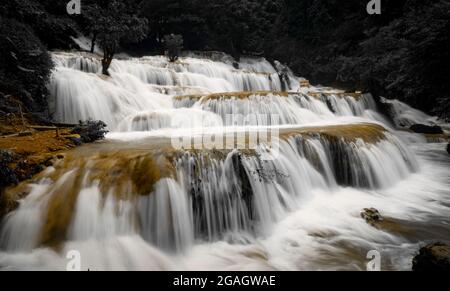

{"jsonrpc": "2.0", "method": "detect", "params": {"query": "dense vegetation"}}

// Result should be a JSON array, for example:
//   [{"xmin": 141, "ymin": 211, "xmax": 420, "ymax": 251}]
[
  {"xmin": 0, "ymin": 0, "xmax": 449, "ymax": 119},
  {"xmin": 0, "ymin": 17, "xmax": 53, "ymax": 114}
]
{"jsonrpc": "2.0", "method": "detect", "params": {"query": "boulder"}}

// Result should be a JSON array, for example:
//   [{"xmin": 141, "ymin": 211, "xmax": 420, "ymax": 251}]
[
  {"xmin": 412, "ymin": 243, "xmax": 450, "ymax": 271},
  {"xmin": 410, "ymin": 124, "xmax": 444, "ymax": 134}
]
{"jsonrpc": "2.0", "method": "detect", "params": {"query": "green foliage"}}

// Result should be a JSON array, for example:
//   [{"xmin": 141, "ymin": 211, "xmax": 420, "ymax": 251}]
[
  {"xmin": 92, "ymin": 0, "xmax": 148, "ymax": 75},
  {"xmin": 266, "ymin": 0, "xmax": 450, "ymax": 119},
  {"xmin": 76, "ymin": 1, "xmax": 103, "ymax": 52},
  {"xmin": 205, "ymin": 0, "xmax": 284, "ymax": 60},
  {"xmin": 0, "ymin": 17, "xmax": 53, "ymax": 113},
  {"xmin": 0, "ymin": 0, "xmax": 449, "ymax": 119},
  {"xmin": 71, "ymin": 120, "xmax": 109, "ymax": 143},
  {"xmin": 141, "ymin": 0, "xmax": 209, "ymax": 51},
  {"xmin": 140, "ymin": 0, "xmax": 284, "ymax": 60},
  {"xmin": 0, "ymin": 0, "xmax": 79, "ymax": 50}
]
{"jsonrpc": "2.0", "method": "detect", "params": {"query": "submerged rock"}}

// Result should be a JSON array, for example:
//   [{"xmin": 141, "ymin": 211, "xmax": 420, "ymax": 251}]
[
  {"xmin": 361, "ymin": 208, "xmax": 384, "ymax": 226},
  {"xmin": 413, "ymin": 243, "xmax": 450, "ymax": 271},
  {"xmin": 410, "ymin": 124, "xmax": 444, "ymax": 134}
]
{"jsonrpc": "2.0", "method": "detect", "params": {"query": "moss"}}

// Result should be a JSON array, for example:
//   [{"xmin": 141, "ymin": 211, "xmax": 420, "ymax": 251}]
[
  {"xmin": 0, "ymin": 128, "xmax": 80, "ymax": 218},
  {"xmin": 130, "ymin": 155, "xmax": 163, "ymax": 196},
  {"xmin": 281, "ymin": 123, "xmax": 387, "ymax": 144},
  {"xmin": 39, "ymin": 168, "xmax": 84, "ymax": 250}
]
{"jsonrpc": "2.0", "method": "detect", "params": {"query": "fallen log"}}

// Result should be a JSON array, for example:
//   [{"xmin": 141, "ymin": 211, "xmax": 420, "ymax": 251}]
[{"xmin": 28, "ymin": 125, "xmax": 58, "ymax": 131}]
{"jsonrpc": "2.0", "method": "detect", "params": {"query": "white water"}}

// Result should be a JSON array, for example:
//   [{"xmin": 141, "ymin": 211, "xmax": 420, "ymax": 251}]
[
  {"xmin": 49, "ymin": 52, "xmax": 387, "ymax": 130},
  {"xmin": 1, "ymin": 52, "xmax": 449, "ymax": 271},
  {"xmin": 380, "ymin": 97, "xmax": 440, "ymax": 128}
]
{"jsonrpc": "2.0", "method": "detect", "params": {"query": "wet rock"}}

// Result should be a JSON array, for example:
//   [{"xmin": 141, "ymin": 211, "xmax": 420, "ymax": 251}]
[
  {"xmin": 361, "ymin": 208, "xmax": 383, "ymax": 226},
  {"xmin": 361, "ymin": 208, "xmax": 413, "ymax": 236},
  {"xmin": 412, "ymin": 243, "xmax": 450, "ymax": 271},
  {"xmin": 410, "ymin": 124, "xmax": 444, "ymax": 134}
]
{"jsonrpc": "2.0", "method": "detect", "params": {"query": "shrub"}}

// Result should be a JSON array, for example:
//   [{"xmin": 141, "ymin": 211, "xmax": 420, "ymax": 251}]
[
  {"xmin": 164, "ymin": 34, "xmax": 184, "ymax": 62},
  {"xmin": 71, "ymin": 120, "xmax": 109, "ymax": 143}
]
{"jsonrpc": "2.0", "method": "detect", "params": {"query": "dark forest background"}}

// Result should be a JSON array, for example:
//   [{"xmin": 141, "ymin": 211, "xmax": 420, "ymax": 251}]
[{"xmin": 0, "ymin": 0, "xmax": 449, "ymax": 120}]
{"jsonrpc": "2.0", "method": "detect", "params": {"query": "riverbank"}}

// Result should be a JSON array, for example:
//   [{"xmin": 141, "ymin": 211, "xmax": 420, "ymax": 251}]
[
  {"xmin": 0, "ymin": 123, "xmax": 79, "ymax": 217},
  {"xmin": 0, "ymin": 114, "xmax": 108, "ymax": 217}
]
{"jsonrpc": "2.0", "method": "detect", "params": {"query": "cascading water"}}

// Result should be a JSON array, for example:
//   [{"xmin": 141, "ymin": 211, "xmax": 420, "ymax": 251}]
[
  {"xmin": 49, "ymin": 52, "xmax": 388, "ymax": 131},
  {"xmin": 0, "ymin": 52, "xmax": 449, "ymax": 271}
]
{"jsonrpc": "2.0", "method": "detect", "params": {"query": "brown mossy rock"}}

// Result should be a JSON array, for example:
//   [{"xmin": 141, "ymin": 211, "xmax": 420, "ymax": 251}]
[
  {"xmin": 0, "ymin": 128, "xmax": 77, "ymax": 219},
  {"xmin": 361, "ymin": 208, "xmax": 383, "ymax": 226},
  {"xmin": 281, "ymin": 123, "xmax": 387, "ymax": 144},
  {"xmin": 413, "ymin": 243, "xmax": 450, "ymax": 271},
  {"xmin": 360, "ymin": 208, "xmax": 413, "ymax": 237}
]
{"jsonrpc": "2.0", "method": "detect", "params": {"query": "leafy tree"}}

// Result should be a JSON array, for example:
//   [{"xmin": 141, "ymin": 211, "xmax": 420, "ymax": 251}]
[
  {"xmin": 164, "ymin": 34, "xmax": 184, "ymax": 62},
  {"xmin": 95, "ymin": 1, "xmax": 148, "ymax": 75},
  {"xmin": 1, "ymin": 0, "xmax": 449, "ymax": 121},
  {"xmin": 205, "ymin": 0, "xmax": 284, "ymax": 60},
  {"xmin": 0, "ymin": 0, "xmax": 79, "ymax": 50},
  {"xmin": 77, "ymin": 2, "xmax": 102, "ymax": 53},
  {"xmin": 140, "ymin": 0, "xmax": 209, "ymax": 51}
]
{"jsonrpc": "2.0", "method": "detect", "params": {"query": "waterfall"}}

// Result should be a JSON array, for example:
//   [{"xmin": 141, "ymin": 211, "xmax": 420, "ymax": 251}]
[
  {"xmin": 49, "ymin": 52, "xmax": 387, "ymax": 131},
  {"xmin": 174, "ymin": 92, "xmax": 382, "ymax": 127},
  {"xmin": 1, "ymin": 51, "xmax": 448, "ymax": 271},
  {"xmin": 380, "ymin": 97, "xmax": 440, "ymax": 127},
  {"xmin": 0, "ymin": 124, "xmax": 419, "ymax": 257}
]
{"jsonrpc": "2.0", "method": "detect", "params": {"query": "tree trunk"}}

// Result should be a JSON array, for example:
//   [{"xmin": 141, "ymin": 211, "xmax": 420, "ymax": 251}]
[
  {"xmin": 101, "ymin": 44, "xmax": 115, "ymax": 76},
  {"xmin": 230, "ymin": 41, "xmax": 241, "ymax": 66},
  {"xmin": 90, "ymin": 33, "xmax": 97, "ymax": 54},
  {"xmin": 102, "ymin": 57, "xmax": 112, "ymax": 76}
]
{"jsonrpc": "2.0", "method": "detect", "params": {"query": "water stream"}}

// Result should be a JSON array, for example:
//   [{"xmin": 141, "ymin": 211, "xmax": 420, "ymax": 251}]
[{"xmin": 0, "ymin": 52, "xmax": 448, "ymax": 271}]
